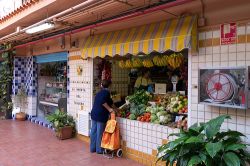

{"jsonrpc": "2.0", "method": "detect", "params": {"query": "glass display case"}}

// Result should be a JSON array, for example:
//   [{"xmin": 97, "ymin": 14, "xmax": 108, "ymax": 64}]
[
  {"xmin": 39, "ymin": 82, "xmax": 67, "ymax": 104},
  {"xmin": 37, "ymin": 61, "xmax": 67, "ymax": 117}
]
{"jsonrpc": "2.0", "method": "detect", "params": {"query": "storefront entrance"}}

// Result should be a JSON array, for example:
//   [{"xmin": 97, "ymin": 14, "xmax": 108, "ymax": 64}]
[{"xmin": 34, "ymin": 52, "xmax": 68, "ymax": 125}]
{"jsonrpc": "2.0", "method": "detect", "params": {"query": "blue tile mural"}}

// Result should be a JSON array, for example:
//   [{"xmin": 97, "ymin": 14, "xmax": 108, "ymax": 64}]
[{"xmin": 13, "ymin": 57, "xmax": 37, "ymax": 96}]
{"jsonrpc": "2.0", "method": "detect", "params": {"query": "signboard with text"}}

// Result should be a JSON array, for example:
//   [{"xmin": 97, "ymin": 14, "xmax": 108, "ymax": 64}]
[{"xmin": 220, "ymin": 23, "xmax": 237, "ymax": 45}]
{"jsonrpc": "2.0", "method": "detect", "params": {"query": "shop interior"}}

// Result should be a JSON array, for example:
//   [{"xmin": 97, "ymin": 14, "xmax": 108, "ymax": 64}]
[
  {"xmin": 37, "ymin": 61, "xmax": 67, "ymax": 120},
  {"xmin": 92, "ymin": 49, "xmax": 188, "ymax": 130}
]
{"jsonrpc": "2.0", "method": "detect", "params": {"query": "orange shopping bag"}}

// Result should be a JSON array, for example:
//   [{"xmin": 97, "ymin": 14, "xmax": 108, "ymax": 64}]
[{"xmin": 101, "ymin": 113, "xmax": 120, "ymax": 151}]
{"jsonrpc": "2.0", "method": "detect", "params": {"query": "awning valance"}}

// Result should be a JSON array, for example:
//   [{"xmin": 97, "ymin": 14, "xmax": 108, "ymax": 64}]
[{"xmin": 81, "ymin": 16, "xmax": 197, "ymax": 59}]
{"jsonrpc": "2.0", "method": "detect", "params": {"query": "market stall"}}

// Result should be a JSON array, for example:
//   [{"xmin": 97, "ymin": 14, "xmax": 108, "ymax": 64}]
[
  {"xmin": 79, "ymin": 15, "xmax": 197, "ymax": 162},
  {"xmin": 92, "ymin": 49, "xmax": 189, "ymax": 130}
]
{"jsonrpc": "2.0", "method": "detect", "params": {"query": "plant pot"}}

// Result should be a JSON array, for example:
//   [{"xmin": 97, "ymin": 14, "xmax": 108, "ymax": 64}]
[
  {"xmin": 56, "ymin": 126, "xmax": 73, "ymax": 140},
  {"xmin": 15, "ymin": 112, "xmax": 26, "ymax": 121}
]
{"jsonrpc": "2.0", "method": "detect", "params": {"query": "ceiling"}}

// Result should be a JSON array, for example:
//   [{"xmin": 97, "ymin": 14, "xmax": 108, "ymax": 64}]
[{"xmin": 1, "ymin": 0, "xmax": 250, "ymax": 47}]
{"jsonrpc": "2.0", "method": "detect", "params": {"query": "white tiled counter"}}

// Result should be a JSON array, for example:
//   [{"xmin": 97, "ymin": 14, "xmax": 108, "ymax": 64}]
[{"xmin": 117, "ymin": 117, "xmax": 179, "ymax": 166}]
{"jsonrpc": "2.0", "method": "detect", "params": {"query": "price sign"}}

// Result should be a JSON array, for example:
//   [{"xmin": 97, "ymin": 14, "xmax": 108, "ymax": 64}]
[{"xmin": 221, "ymin": 23, "xmax": 237, "ymax": 45}]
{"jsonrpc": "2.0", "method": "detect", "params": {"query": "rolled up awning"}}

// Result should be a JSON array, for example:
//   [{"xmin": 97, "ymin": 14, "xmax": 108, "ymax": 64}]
[{"xmin": 81, "ymin": 15, "xmax": 197, "ymax": 59}]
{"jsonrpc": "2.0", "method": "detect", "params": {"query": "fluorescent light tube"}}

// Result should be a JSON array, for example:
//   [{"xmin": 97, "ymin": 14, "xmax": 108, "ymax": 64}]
[{"xmin": 25, "ymin": 22, "xmax": 55, "ymax": 34}]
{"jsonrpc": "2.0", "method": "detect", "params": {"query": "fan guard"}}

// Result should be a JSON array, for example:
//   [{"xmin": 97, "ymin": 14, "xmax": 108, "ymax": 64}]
[{"xmin": 206, "ymin": 73, "xmax": 236, "ymax": 102}]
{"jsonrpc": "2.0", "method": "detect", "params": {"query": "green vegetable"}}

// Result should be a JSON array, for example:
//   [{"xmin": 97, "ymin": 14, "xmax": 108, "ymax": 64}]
[
  {"xmin": 150, "ymin": 114, "xmax": 158, "ymax": 122},
  {"xmin": 130, "ymin": 103, "xmax": 146, "ymax": 118},
  {"xmin": 156, "ymin": 111, "xmax": 168, "ymax": 118},
  {"xmin": 129, "ymin": 114, "xmax": 136, "ymax": 120},
  {"xmin": 153, "ymin": 120, "xmax": 160, "ymax": 124},
  {"xmin": 126, "ymin": 90, "xmax": 152, "ymax": 105},
  {"xmin": 159, "ymin": 115, "xmax": 169, "ymax": 124}
]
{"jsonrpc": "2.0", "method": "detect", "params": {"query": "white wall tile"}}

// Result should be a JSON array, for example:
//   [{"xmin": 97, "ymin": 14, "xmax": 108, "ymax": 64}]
[
  {"xmin": 228, "ymin": 61, "xmax": 236, "ymax": 66},
  {"xmin": 237, "ymin": 26, "xmax": 246, "ymax": 35},
  {"xmin": 199, "ymin": 32, "xmax": 206, "ymax": 40},
  {"xmin": 213, "ymin": 62, "xmax": 220, "ymax": 67},
  {"xmin": 213, "ymin": 53, "xmax": 220, "ymax": 61},
  {"xmin": 246, "ymin": 52, "xmax": 250, "ymax": 60},
  {"xmin": 206, "ymin": 47, "xmax": 213, "ymax": 55},
  {"xmin": 246, "ymin": 44, "xmax": 250, "ymax": 51},
  {"xmin": 237, "ymin": 60, "xmax": 245, "ymax": 66},
  {"xmin": 221, "ymin": 45, "xmax": 229, "ymax": 53},
  {"xmin": 229, "ymin": 52, "xmax": 237, "ymax": 61},
  {"xmin": 237, "ymin": 116, "xmax": 246, "ymax": 125},
  {"xmin": 213, "ymin": 46, "xmax": 220, "ymax": 54},
  {"xmin": 237, "ymin": 124, "xmax": 245, "ymax": 134},
  {"xmin": 228, "ymin": 123, "xmax": 237, "ymax": 130},
  {"xmin": 237, "ymin": 52, "xmax": 246, "ymax": 61},
  {"xmin": 206, "ymin": 31, "xmax": 213, "ymax": 39},
  {"xmin": 205, "ymin": 54, "xmax": 212, "ymax": 62},
  {"xmin": 199, "ymin": 48, "xmax": 206, "ymax": 55},
  {"xmin": 229, "ymin": 44, "xmax": 237, "ymax": 53},
  {"xmin": 198, "ymin": 55, "xmax": 206, "ymax": 62},
  {"xmin": 237, "ymin": 43, "xmax": 246, "ymax": 52},
  {"xmin": 246, "ymin": 126, "xmax": 250, "ymax": 134},
  {"xmin": 192, "ymin": 63, "xmax": 199, "ymax": 70},
  {"xmin": 198, "ymin": 111, "xmax": 205, "ymax": 118},
  {"xmin": 220, "ymin": 53, "xmax": 228, "ymax": 61},
  {"xmin": 212, "ymin": 30, "xmax": 220, "ymax": 38},
  {"xmin": 191, "ymin": 110, "xmax": 198, "ymax": 118},
  {"xmin": 205, "ymin": 111, "xmax": 212, "ymax": 120},
  {"xmin": 220, "ymin": 61, "xmax": 228, "ymax": 67}
]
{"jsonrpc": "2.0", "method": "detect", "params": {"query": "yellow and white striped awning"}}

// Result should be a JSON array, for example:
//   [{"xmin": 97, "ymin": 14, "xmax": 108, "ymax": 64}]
[{"xmin": 81, "ymin": 16, "xmax": 197, "ymax": 59}]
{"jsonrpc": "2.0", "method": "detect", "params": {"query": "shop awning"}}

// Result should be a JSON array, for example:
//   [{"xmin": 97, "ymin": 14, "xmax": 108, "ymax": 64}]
[{"xmin": 81, "ymin": 15, "xmax": 197, "ymax": 59}]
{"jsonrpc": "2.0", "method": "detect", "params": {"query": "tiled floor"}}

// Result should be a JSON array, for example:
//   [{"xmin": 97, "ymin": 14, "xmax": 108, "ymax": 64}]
[{"xmin": 0, "ymin": 120, "xmax": 142, "ymax": 166}]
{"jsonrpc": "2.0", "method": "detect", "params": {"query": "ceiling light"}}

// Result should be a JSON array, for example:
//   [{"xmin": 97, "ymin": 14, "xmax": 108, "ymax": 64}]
[{"xmin": 25, "ymin": 22, "xmax": 55, "ymax": 34}]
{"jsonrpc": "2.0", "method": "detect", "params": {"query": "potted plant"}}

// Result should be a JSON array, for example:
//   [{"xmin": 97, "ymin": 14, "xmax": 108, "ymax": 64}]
[
  {"xmin": 46, "ymin": 110, "xmax": 75, "ymax": 140},
  {"xmin": 14, "ymin": 85, "xmax": 28, "ymax": 121},
  {"xmin": 157, "ymin": 115, "xmax": 250, "ymax": 166}
]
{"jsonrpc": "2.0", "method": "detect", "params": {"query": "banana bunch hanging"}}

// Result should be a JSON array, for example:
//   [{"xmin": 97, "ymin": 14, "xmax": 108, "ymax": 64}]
[
  {"xmin": 153, "ymin": 55, "xmax": 168, "ymax": 66},
  {"xmin": 118, "ymin": 60, "xmax": 125, "ymax": 68},
  {"xmin": 166, "ymin": 53, "xmax": 184, "ymax": 69},
  {"xmin": 132, "ymin": 58, "xmax": 143, "ymax": 68},
  {"xmin": 125, "ymin": 59, "xmax": 133, "ymax": 68},
  {"xmin": 142, "ymin": 59, "xmax": 154, "ymax": 68}
]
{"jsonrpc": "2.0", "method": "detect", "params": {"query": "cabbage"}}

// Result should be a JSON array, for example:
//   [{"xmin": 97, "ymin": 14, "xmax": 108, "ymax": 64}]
[
  {"xmin": 158, "ymin": 106, "xmax": 165, "ymax": 112},
  {"xmin": 153, "ymin": 120, "xmax": 160, "ymax": 124},
  {"xmin": 156, "ymin": 111, "xmax": 168, "ymax": 118},
  {"xmin": 150, "ymin": 114, "xmax": 158, "ymax": 122},
  {"xmin": 159, "ymin": 116, "xmax": 169, "ymax": 124},
  {"xmin": 129, "ymin": 114, "xmax": 136, "ymax": 120}
]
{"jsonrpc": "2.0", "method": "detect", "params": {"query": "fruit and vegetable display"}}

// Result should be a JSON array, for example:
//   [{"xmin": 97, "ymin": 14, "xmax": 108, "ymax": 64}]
[
  {"xmin": 126, "ymin": 90, "xmax": 152, "ymax": 105},
  {"xmin": 117, "ymin": 91, "xmax": 188, "ymax": 129},
  {"xmin": 146, "ymin": 105, "xmax": 172, "ymax": 125},
  {"xmin": 167, "ymin": 94, "xmax": 188, "ymax": 114},
  {"xmin": 129, "ymin": 103, "xmax": 147, "ymax": 120},
  {"xmin": 137, "ymin": 112, "xmax": 151, "ymax": 122}
]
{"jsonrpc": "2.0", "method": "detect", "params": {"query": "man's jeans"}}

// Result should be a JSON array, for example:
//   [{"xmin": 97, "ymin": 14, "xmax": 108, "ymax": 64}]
[{"xmin": 90, "ymin": 120, "xmax": 105, "ymax": 153}]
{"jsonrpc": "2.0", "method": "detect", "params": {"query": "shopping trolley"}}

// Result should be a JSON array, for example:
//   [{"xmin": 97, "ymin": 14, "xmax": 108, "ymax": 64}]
[{"xmin": 101, "ymin": 112, "xmax": 123, "ymax": 159}]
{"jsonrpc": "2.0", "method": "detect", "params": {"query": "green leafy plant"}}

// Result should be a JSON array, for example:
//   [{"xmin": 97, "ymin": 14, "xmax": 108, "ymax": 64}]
[
  {"xmin": 14, "ymin": 85, "xmax": 28, "ymax": 113},
  {"xmin": 157, "ymin": 115, "xmax": 250, "ymax": 166},
  {"xmin": 47, "ymin": 110, "xmax": 75, "ymax": 133},
  {"xmin": 0, "ymin": 43, "xmax": 14, "ymax": 118}
]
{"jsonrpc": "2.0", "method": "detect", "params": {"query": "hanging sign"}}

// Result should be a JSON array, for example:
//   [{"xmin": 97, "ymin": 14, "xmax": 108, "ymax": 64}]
[{"xmin": 220, "ymin": 23, "xmax": 237, "ymax": 45}]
